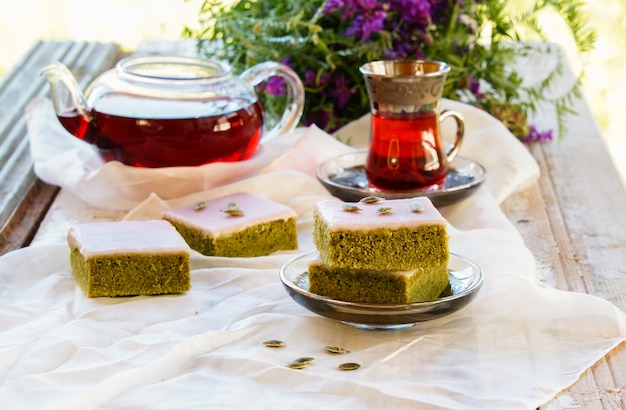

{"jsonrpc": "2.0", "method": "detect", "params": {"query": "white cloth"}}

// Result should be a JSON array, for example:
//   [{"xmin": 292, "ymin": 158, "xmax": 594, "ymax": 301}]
[
  {"xmin": 25, "ymin": 97, "xmax": 537, "ymax": 211},
  {"xmin": 1, "ymin": 98, "xmax": 624, "ymax": 409}
]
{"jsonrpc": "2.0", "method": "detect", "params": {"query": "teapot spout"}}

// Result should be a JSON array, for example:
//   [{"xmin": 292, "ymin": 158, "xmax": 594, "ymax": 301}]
[{"xmin": 40, "ymin": 62, "xmax": 92, "ymax": 128}]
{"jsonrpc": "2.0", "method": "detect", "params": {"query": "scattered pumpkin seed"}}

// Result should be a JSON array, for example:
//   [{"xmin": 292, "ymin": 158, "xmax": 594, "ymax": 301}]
[
  {"xmin": 325, "ymin": 345, "xmax": 349, "ymax": 355},
  {"xmin": 194, "ymin": 201, "xmax": 206, "ymax": 211},
  {"xmin": 376, "ymin": 206, "xmax": 393, "ymax": 215},
  {"xmin": 342, "ymin": 204, "xmax": 362, "ymax": 212},
  {"xmin": 263, "ymin": 340, "xmax": 285, "ymax": 348},
  {"xmin": 286, "ymin": 357, "xmax": 315, "ymax": 369},
  {"xmin": 338, "ymin": 362, "xmax": 361, "ymax": 371},
  {"xmin": 226, "ymin": 201, "xmax": 238, "ymax": 209},
  {"xmin": 286, "ymin": 361, "xmax": 309, "ymax": 369},
  {"xmin": 360, "ymin": 196, "xmax": 384, "ymax": 203},
  {"xmin": 292, "ymin": 357, "xmax": 315, "ymax": 365},
  {"xmin": 410, "ymin": 201, "xmax": 424, "ymax": 212}
]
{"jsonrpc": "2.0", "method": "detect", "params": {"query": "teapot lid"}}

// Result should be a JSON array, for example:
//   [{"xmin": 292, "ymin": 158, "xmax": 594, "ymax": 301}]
[{"xmin": 116, "ymin": 55, "xmax": 231, "ymax": 84}]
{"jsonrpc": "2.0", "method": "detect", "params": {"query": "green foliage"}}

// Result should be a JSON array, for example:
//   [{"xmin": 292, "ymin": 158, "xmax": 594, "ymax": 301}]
[{"xmin": 183, "ymin": 0, "xmax": 596, "ymax": 141}]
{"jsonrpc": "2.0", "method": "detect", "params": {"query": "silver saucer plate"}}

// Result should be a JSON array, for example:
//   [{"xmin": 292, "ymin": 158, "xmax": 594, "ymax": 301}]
[
  {"xmin": 280, "ymin": 250, "xmax": 483, "ymax": 330},
  {"xmin": 317, "ymin": 150, "xmax": 486, "ymax": 206}
]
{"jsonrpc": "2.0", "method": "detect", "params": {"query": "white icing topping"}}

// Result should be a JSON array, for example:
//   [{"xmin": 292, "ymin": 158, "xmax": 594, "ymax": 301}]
[
  {"xmin": 161, "ymin": 192, "xmax": 297, "ymax": 237},
  {"xmin": 67, "ymin": 220, "xmax": 190, "ymax": 257},
  {"xmin": 314, "ymin": 196, "xmax": 446, "ymax": 231}
]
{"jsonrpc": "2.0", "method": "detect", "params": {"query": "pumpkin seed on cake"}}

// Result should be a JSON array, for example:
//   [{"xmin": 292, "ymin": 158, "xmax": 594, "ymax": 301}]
[{"xmin": 162, "ymin": 192, "xmax": 298, "ymax": 257}]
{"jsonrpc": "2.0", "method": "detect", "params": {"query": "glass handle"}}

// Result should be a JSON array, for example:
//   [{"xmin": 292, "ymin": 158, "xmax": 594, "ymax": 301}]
[
  {"xmin": 241, "ymin": 62, "xmax": 305, "ymax": 143},
  {"xmin": 439, "ymin": 109, "xmax": 464, "ymax": 162}
]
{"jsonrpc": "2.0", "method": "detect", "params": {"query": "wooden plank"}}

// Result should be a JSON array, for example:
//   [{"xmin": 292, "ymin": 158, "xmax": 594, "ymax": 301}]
[
  {"xmin": 0, "ymin": 40, "xmax": 123, "ymax": 255},
  {"xmin": 0, "ymin": 179, "xmax": 58, "ymax": 253},
  {"xmin": 518, "ymin": 103, "xmax": 626, "ymax": 310},
  {"xmin": 502, "ymin": 97, "xmax": 626, "ymax": 408}
]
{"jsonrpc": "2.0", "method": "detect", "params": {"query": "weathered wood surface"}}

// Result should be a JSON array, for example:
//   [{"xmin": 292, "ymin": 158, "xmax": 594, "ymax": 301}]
[
  {"xmin": 0, "ymin": 40, "xmax": 122, "ymax": 254},
  {"xmin": 502, "ymin": 97, "xmax": 626, "ymax": 409}
]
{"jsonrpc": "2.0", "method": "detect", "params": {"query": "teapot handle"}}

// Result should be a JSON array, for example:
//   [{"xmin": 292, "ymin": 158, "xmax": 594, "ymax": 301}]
[{"xmin": 240, "ymin": 62, "xmax": 304, "ymax": 143}]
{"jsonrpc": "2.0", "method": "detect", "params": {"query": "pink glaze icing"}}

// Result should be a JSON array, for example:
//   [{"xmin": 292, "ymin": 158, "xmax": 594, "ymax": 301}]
[
  {"xmin": 314, "ymin": 196, "xmax": 446, "ymax": 231},
  {"xmin": 67, "ymin": 220, "xmax": 190, "ymax": 257},
  {"xmin": 161, "ymin": 192, "xmax": 297, "ymax": 237}
]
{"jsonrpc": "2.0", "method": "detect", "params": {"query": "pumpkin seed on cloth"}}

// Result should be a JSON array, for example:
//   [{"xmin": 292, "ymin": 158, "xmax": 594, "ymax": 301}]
[
  {"xmin": 263, "ymin": 340, "xmax": 286, "ymax": 348},
  {"xmin": 286, "ymin": 361, "xmax": 310, "ymax": 369},
  {"xmin": 338, "ymin": 362, "xmax": 361, "ymax": 371},
  {"xmin": 292, "ymin": 357, "xmax": 315, "ymax": 364},
  {"xmin": 325, "ymin": 345, "xmax": 349, "ymax": 355}
]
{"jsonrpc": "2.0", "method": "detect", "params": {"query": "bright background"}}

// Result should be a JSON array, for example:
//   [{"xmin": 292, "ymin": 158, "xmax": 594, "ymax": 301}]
[{"xmin": 0, "ymin": 0, "xmax": 624, "ymax": 183}]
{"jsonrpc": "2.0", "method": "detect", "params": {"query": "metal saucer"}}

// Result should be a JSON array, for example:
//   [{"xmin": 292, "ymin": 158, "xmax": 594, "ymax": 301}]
[
  {"xmin": 317, "ymin": 150, "xmax": 486, "ymax": 206},
  {"xmin": 280, "ymin": 250, "xmax": 484, "ymax": 330}
]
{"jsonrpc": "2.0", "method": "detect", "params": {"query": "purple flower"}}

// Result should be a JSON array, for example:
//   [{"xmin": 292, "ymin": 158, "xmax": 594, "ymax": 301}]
[
  {"xmin": 326, "ymin": 0, "xmax": 388, "ymax": 41},
  {"xmin": 429, "ymin": 0, "xmax": 459, "ymax": 24},
  {"xmin": 264, "ymin": 76, "xmax": 286, "ymax": 96},
  {"xmin": 259, "ymin": 56, "xmax": 294, "ymax": 96},
  {"xmin": 326, "ymin": 72, "xmax": 356, "ymax": 108},
  {"xmin": 345, "ymin": 11, "xmax": 387, "ymax": 41},
  {"xmin": 390, "ymin": 0, "xmax": 431, "ymax": 26},
  {"xmin": 322, "ymin": 0, "xmax": 347, "ymax": 13},
  {"xmin": 303, "ymin": 70, "xmax": 331, "ymax": 88},
  {"xmin": 524, "ymin": 124, "xmax": 554, "ymax": 142},
  {"xmin": 385, "ymin": 47, "xmax": 407, "ymax": 60},
  {"xmin": 468, "ymin": 74, "xmax": 485, "ymax": 99},
  {"xmin": 303, "ymin": 70, "xmax": 316, "ymax": 86}
]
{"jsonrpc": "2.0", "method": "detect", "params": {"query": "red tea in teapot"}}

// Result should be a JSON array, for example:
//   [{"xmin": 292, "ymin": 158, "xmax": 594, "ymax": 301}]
[
  {"xmin": 365, "ymin": 111, "xmax": 447, "ymax": 191},
  {"xmin": 58, "ymin": 95, "xmax": 263, "ymax": 168}
]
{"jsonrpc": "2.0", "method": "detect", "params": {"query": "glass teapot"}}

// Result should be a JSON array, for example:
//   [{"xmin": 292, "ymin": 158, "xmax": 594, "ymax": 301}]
[{"xmin": 41, "ymin": 55, "xmax": 304, "ymax": 168}]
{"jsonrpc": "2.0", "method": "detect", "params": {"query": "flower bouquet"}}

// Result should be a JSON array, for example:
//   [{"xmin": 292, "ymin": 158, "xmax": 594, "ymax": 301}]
[{"xmin": 184, "ymin": 0, "xmax": 595, "ymax": 142}]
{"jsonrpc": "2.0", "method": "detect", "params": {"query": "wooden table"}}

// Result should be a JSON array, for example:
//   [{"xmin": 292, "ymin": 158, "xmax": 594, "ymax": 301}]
[
  {"xmin": 1, "ymin": 40, "xmax": 625, "ymax": 409},
  {"xmin": 501, "ymin": 97, "xmax": 626, "ymax": 408}
]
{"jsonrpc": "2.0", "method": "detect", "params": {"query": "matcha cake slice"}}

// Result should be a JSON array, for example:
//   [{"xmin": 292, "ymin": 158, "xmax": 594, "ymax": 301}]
[
  {"xmin": 308, "ymin": 256, "xmax": 449, "ymax": 304},
  {"xmin": 312, "ymin": 196, "xmax": 449, "ymax": 271},
  {"xmin": 67, "ymin": 220, "xmax": 191, "ymax": 298},
  {"xmin": 162, "ymin": 192, "xmax": 298, "ymax": 257}
]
